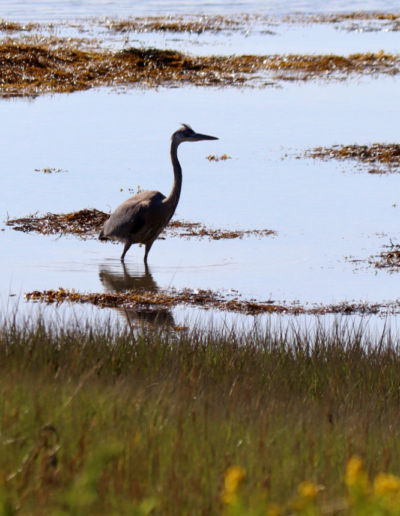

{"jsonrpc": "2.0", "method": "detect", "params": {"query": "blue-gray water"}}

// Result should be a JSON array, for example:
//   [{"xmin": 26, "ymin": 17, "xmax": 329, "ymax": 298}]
[
  {"xmin": 0, "ymin": 0, "xmax": 399, "ymax": 20},
  {"xmin": 1, "ymin": 1, "xmax": 400, "ymax": 330}
]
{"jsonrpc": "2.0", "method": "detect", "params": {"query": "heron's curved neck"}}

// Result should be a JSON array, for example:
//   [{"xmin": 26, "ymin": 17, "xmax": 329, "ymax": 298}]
[{"xmin": 165, "ymin": 138, "xmax": 182, "ymax": 212}]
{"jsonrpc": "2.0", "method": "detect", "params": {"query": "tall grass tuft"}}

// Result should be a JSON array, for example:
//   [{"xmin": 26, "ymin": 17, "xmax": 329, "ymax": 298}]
[{"xmin": 1, "ymin": 313, "xmax": 400, "ymax": 514}]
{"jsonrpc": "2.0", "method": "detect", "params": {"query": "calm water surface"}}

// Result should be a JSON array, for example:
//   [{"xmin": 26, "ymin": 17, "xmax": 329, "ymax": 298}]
[
  {"xmin": 1, "ymin": 1, "xmax": 400, "ymax": 329},
  {"xmin": 1, "ymin": 0, "xmax": 399, "ymax": 21}
]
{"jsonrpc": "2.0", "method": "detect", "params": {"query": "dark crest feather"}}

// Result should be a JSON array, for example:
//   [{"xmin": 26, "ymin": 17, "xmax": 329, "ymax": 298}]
[{"xmin": 172, "ymin": 123, "xmax": 193, "ymax": 140}]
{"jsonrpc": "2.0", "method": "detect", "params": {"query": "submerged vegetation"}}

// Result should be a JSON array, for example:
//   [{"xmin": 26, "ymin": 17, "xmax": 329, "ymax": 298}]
[
  {"xmin": 24, "ymin": 287, "xmax": 400, "ymax": 316},
  {"xmin": 0, "ymin": 19, "xmax": 34, "ymax": 32},
  {"xmin": 103, "ymin": 12, "xmax": 400, "ymax": 33},
  {"xmin": 206, "ymin": 154, "xmax": 232, "ymax": 162},
  {"xmin": 103, "ymin": 14, "xmax": 245, "ymax": 34},
  {"xmin": 369, "ymin": 243, "xmax": 400, "ymax": 271},
  {"xmin": 0, "ymin": 37, "xmax": 399, "ymax": 97},
  {"xmin": 304, "ymin": 143, "xmax": 400, "ymax": 173},
  {"xmin": 282, "ymin": 11, "xmax": 400, "ymax": 31},
  {"xmin": 165, "ymin": 220, "xmax": 275, "ymax": 240},
  {"xmin": 1, "ymin": 315, "xmax": 400, "ymax": 514},
  {"xmin": 284, "ymin": 12, "xmax": 400, "ymax": 22},
  {"xmin": 4, "ymin": 12, "xmax": 399, "ymax": 36},
  {"xmin": 7, "ymin": 209, "xmax": 109, "ymax": 237},
  {"xmin": 101, "ymin": 12, "xmax": 400, "ymax": 35},
  {"xmin": 34, "ymin": 167, "xmax": 68, "ymax": 174},
  {"xmin": 6, "ymin": 209, "xmax": 276, "ymax": 241}
]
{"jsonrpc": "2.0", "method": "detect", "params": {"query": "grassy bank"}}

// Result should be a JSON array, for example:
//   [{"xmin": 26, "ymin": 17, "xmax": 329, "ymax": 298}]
[{"xmin": 1, "ymin": 315, "xmax": 400, "ymax": 515}]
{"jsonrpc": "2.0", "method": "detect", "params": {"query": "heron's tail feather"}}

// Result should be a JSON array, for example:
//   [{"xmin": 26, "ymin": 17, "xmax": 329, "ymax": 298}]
[{"xmin": 99, "ymin": 230, "xmax": 107, "ymax": 241}]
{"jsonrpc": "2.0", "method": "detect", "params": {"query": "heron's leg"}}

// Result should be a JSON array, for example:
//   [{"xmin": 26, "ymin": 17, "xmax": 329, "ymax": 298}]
[
  {"xmin": 120, "ymin": 242, "xmax": 132, "ymax": 262},
  {"xmin": 122, "ymin": 261, "xmax": 129, "ymax": 278},
  {"xmin": 144, "ymin": 242, "xmax": 154, "ymax": 264}
]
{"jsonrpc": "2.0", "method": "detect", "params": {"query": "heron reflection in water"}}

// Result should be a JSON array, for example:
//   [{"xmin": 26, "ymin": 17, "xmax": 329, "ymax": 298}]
[
  {"xmin": 98, "ymin": 263, "xmax": 175, "ymax": 327},
  {"xmin": 99, "ymin": 124, "xmax": 218, "ymax": 263}
]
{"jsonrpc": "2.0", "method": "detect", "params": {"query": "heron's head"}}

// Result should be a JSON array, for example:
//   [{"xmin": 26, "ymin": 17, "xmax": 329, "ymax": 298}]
[{"xmin": 172, "ymin": 124, "xmax": 218, "ymax": 144}]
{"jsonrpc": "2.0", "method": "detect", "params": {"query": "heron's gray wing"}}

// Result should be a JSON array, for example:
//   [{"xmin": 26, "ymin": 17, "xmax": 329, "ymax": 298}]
[
  {"xmin": 101, "ymin": 202, "xmax": 146, "ymax": 239},
  {"xmin": 100, "ymin": 191, "xmax": 165, "ymax": 240}
]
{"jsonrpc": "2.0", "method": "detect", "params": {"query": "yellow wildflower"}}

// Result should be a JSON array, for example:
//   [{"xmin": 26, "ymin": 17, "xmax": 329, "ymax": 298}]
[
  {"xmin": 222, "ymin": 465, "xmax": 246, "ymax": 504},
  {"xmin": 298, "ymin": 481, "xmax": 318, "ymax": 499},
  {"xmin": 373, "ymin": 473, "xmax": 400, "ymax": 497},
  {"xmin": 345, "ymin": 455, "xmax": 368, "ymax": 489}
]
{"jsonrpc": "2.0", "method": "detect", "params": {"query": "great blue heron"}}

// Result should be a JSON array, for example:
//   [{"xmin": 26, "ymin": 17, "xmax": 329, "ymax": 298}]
[{"xmin": 99, "ymin": 124, "xmax": 218, "ymax": 263}]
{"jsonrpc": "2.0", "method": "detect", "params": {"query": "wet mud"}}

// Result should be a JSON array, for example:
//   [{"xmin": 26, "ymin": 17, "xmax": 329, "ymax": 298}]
[
  {"xmin": 1, "ymin": 38, "xmax": 399, "ymax": 97},
  {"xmin": 6, "ymin": 209, "xmax": 276, "ymax": 240},
  {"xmin": 304, "ymin": 144, "xmax": 400, "ymax": 173}
]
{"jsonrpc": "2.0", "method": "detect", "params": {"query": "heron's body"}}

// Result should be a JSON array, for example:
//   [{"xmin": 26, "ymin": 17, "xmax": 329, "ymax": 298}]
[
  {"xmin": 99, "ymin": 124, "xmax": 218, "ymax": 263},
  {"xmin": 99, "ymin": 190, "xmax": 169, "ymax": 262}
]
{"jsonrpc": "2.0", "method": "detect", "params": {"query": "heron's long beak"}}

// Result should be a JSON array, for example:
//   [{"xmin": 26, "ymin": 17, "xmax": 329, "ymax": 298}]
[{"xmin": 194, "ymin": 133, "xmax": 219, "ymax": 141}]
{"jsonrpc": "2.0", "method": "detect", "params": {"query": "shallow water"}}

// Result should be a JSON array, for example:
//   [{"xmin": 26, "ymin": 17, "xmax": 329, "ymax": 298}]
[
  {"xmin": 5, "ymin": 16, "xmax": 400, "ymax": 58},
  {"xmin": 2, "ymin": 81, "xmax": 400, "ymax": 308},
  {"xmin": 0, "ymin": 0, "xmax": 399, "ymax": 21},
  {"xmin": 1, "ymin": 4, "xmax": 400, "ymax": 329},
  {"xmin": 123, "ymin": 25, "xmax": 400, "ymax": 58}
]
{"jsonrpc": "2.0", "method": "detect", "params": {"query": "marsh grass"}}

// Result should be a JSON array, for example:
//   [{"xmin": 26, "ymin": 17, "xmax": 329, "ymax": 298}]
[{"xmin": 1, "ymin": 314, "xmax": 400, "ymax": 514}]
